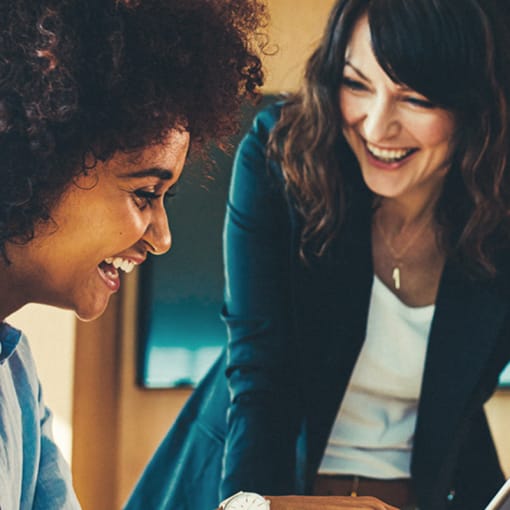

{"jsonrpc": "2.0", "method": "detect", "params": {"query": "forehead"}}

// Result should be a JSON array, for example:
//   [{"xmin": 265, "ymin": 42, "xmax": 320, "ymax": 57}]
[
  {"xmin": 345, "ymin": 13, "xmax": 371, "ymax": 60},
  {"xmin": 343, "ymin": 14, "xmax": 416, "ymax": 94},
  {"xmin": 114, "ymin": 130, "xmax": 190, "ymax": 174}
]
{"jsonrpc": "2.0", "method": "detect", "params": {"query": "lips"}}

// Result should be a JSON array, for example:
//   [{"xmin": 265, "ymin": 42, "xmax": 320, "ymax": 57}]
[
  {"xmin": 365, "ymin": 141, "xmax": 417, "ymax": 164},
  {"xmin": 97, "ymin": 261, "xmax": 120, "ymax": 292},
  {"xmin": 96, "ymin": 255, "xmax": 142, "ymax": 292}
]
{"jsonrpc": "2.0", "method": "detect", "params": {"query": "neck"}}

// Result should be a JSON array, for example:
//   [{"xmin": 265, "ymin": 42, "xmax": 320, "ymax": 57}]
[{"xmin": 376, "ymin": 187, "xmax": 441, "ymax": 233}]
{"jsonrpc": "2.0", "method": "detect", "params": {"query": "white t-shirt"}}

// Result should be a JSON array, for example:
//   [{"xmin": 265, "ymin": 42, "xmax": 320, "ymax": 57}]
[{"xmin": 318, "ymin": 274, "xmax": 435, "ymax": 479}]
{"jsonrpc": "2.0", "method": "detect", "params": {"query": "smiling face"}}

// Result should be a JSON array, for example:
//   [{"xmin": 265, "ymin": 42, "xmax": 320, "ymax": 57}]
[
  {"xmin": 339, "ymin": 14, "xmax": 456, "ymax": 208},
  {"xmin": 6, "ymin": 130, "xmax": 189, "ymax": 321}
]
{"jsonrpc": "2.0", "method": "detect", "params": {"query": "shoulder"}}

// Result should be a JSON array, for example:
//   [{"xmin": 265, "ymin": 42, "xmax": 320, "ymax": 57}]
[
  {"xmin": 249, "ymin": 101, "xmax": 283, "ymax": 141},
  {"xmin": 233, "ymin": 101, "xmax": 286, "ymax": 186},
  {"xmin": 227, "ymin": 102, "xmax": 291, "ymax": 230},
  {"xmin": 0, "ymin": 322, "xmax": 22, "ymax": 361},
  {"xmin": 1, "ymin": 327, "xmax": 40, "ymax": 394},
  {"xmin": 0, "ymin": 323, "xmax": 36, "ymax": 376},
  {"xmin": 235, "ymin": 101, "xmax": 283, "ymax": 159}
]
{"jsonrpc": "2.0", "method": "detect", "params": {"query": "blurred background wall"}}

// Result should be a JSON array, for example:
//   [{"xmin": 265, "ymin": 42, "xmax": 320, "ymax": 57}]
[{"xmin": 7, "ymin": 305, "xmax": 75, "ymax": 463}]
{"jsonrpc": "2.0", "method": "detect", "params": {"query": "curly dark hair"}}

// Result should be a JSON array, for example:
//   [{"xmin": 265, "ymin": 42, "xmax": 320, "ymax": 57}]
[
  {"xmin": 269, "ymin": 0, "xmax": 510, "ymax": 277},
  {"xmin": 0, "ymin": 0, "xmax": 267, "ymax": 255}
]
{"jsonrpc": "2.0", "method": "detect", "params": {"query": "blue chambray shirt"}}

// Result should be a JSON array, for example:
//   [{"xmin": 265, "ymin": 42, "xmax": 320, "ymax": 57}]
[{"xmin": 0, "ymin": 323, "xmax": 81, "ymax": 509}]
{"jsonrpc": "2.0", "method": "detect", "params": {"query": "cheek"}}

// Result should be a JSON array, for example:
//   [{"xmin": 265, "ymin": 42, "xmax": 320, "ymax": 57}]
[
  {"xmin": 94, "ymin": 202, "xmax": 148, "ymax": 246},
  {"xmin": 411, "ymin": 114, "xmax": 455, "ymax": 148},
  {"xmin": 339, "ymin": 90, "xmax": 358, "ymax": 126},
  {"xmin": 118, "ymin": 210, "xmax": 148, "ymax": 241}
]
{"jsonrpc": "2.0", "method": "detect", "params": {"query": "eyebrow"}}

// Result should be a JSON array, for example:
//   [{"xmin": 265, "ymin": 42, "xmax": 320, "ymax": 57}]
[
  {"xmin": 120, "ymin": 167, "xmax": 175, "ymax": 180},
  {"xmin": 344, "ymin": 60, "xmax": 370, "ymax": 82},
  {"xmin": 344, "ymin": 60, "xmax": 419, "ymax": 95}
]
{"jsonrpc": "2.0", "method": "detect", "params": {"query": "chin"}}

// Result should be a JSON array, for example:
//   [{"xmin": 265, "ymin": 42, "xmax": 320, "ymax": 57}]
[
  {"xmin": 73, "ymin": 296, "xmax": 112, "ymax": 322},
  {"xmin": 362, "ymin": 173, "xmax": 404, "ymax": 198}
]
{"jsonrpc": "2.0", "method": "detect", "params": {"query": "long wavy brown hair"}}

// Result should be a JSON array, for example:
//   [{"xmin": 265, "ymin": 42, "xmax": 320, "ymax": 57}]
[{"xmin": 269, "ymin": 0, "xmax": 510, "ymax": 277}]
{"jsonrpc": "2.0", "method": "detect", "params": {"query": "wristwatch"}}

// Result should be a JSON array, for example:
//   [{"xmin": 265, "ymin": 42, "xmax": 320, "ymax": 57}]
[{"xmin": 218, "ymin": 491, "xmax": 270, "ymax": 509}]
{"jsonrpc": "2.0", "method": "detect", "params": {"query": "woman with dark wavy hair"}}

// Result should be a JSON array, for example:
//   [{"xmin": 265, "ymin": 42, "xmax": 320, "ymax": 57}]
[
  {"xmin": 0, "ymin": 0, "xmax": 267, "ymax": 508},
  {"xmin": 219, "ymin": 0, "xmax": 510, "ymax": 509}
]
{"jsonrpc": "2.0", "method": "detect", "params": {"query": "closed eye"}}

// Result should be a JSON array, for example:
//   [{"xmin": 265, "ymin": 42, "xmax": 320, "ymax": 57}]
[
  {"xmin": 132, "ymin": 189, "xmax": 161, "ymax": 210},
  {"xmin": 404, "ymin": 96, "xmax": 435, "ymax": 109},
  {"xmin": 341, "ymin": 76, "xmax": 368, "ymax": 92}
]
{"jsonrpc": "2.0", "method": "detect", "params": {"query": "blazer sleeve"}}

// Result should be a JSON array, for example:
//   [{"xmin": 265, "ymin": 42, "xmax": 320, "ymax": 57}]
[{"xmin": 220, "ymin": 105, "xmax": 302, "ymax": 498}]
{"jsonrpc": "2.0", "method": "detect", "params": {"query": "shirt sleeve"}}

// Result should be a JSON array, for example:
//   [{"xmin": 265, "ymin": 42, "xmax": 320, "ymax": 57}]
[
  {"xmin": 220, "ymin": 104, "xmax": 302, "ymax": 498},
  {"xmin": 33, "ymin": 383, "xmax": 82, "ymax": 509}
]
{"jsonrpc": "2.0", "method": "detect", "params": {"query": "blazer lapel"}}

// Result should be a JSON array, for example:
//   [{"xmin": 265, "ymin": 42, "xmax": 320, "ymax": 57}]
[{"xmin": 412, "ymin": 260, "xmax": 510, "ymax": 501}]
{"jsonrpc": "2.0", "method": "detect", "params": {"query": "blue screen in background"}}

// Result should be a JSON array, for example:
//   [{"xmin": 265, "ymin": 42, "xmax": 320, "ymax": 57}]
[
  {"xmin": 137, "ymin": 97, "xmax": 276, "ymax": 388},
  {"xmin": 499, "ymin": 363, "xmax": 510, "ymax": 388},
  {"xmin": 136, "ymin": 146, "xmax": 231, "ymax": 388}
]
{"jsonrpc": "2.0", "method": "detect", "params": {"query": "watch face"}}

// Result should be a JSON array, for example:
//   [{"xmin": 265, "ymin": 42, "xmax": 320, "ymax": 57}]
[{"xmin": 225, "ymin": 492, "xmax": 268, "ymax": 509}]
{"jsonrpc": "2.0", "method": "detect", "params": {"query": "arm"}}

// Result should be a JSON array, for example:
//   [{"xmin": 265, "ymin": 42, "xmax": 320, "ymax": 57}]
[
  {"xmin": 269, "ymin": 496, "xmax": 399, "ymax": 510},
  {"xmin": 216, "ymin": 495, "xmax": 399, "ymax": 510},
  {"xmin": 220, "ymin": 106, "xmax": 302, "ymax": 497},
  {"xmin": 9, "ymin": 333, "xmax": 81, "ymax": 509}
]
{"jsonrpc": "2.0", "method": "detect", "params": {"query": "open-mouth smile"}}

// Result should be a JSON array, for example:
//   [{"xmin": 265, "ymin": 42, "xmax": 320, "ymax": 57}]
[
  {"xmin": 365, "ymin": 140, "xmax": 417, "ymax": 164},
  {"xmin": 97, "ymin": 256, "xmax": 140, "ymax": 291}
]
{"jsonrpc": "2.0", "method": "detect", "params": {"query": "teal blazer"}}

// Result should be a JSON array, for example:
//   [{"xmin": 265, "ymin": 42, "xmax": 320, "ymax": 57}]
[{"xmin": 125, "ymin": 104, "xmax": 510, "ymax": 510}]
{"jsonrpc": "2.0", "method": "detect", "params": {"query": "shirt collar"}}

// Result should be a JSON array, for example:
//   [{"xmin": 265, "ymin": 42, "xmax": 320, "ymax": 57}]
[{"xmin": 0, "ymin": 322, "xmax": 22, "ymax": 363}]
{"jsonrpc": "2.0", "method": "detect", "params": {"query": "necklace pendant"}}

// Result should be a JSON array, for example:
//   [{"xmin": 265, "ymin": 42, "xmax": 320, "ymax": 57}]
[{"xmin": 392, "ymin": 266, "xmax": 401, "ymax": 290}]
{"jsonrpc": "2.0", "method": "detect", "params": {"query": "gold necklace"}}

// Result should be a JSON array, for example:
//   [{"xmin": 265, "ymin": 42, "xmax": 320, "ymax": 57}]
[{"xmin": 375, "ymin": 213, "xmax": 433, "ymax": 290}]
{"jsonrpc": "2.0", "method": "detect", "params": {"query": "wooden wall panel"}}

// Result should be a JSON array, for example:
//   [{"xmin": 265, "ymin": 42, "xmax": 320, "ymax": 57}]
[{"xmin": 72, "ymin": 272, "xmax": 192, "ymax": 509}]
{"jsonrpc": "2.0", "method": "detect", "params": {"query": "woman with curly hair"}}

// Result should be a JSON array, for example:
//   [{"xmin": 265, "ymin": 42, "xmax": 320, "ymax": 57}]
[
  {"xmin": 0, "ymin": 0, "xmax": 267, "ymax": 508},
  {"xmin": 217, "ymin": 0, "xmax": 510, "ymax": 509}
]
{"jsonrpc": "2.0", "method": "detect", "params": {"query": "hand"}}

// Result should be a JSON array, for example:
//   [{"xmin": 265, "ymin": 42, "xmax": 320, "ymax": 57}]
[{"xmin": 267, "ymin": 495, "xmax": 399, "ymax": 510}]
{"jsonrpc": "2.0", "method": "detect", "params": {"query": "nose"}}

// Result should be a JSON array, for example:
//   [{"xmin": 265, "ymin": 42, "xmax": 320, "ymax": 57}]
[
  {"xmin": 363, "ymin": 96, "xmax": 400, "ymax": 142},
  {"xmin": 144, "ymin": 207, "xmax": 172, "ymax": 255}
]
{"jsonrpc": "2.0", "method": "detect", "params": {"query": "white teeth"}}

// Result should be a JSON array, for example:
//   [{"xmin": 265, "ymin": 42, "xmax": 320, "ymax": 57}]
[
  {"xmin": 103, "ymin": 267, "xmax": 119, "ymax": 279},
  {"xmin": 366, "ymin": 142, "xmax": 414, "ymax": 162},
  {"xmin": 121, "ymin": 260, "xmax": 135, "ymax": 273},
  {"xmin": 104, "ymin": 257, "xmax": 136, "ymax": 274}
]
